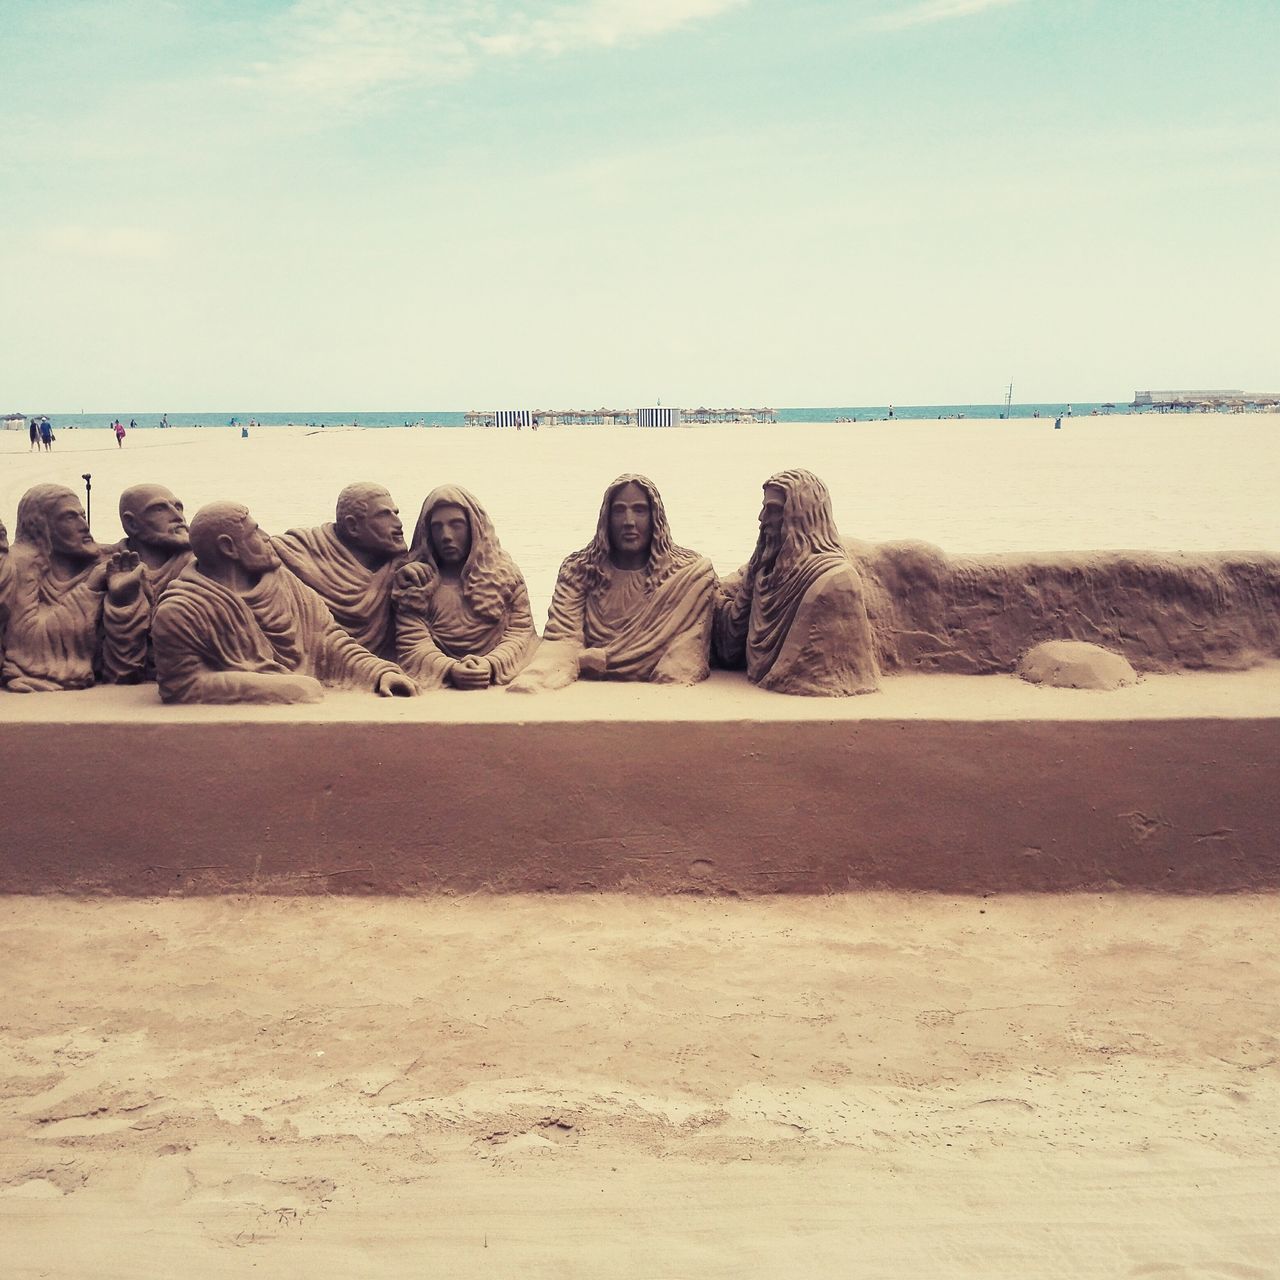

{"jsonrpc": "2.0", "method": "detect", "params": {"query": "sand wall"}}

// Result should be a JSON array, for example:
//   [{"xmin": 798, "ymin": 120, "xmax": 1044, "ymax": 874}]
[
  {"xmin": 2, "ymin": 688, "xmax": 1277, "ymax": 894},
  {"xmin": 853, "ymin": 542, "xmax": 1280, "ymax": 674}
]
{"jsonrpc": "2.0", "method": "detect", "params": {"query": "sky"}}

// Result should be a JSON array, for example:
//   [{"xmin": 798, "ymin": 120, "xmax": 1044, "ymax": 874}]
[{"xmin": 2, "ymin": 0, "xmax": 1277, "ymax": 410}]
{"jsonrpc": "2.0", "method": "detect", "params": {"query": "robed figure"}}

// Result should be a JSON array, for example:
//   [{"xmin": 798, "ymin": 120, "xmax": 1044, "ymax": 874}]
[
  {"xmin": 714, "ymin": 468, "xmax": 879, "ymax": 696},
  {"xmin": 103, "ymin": 483, "xmax": 195, "ymax": 682},
  {"xmin": 152, "ymin": 502, "xmax": 417, "ymax": 705},
  {"xmin": 393, "ymin": 485, "xmax": 536, "ymax": 689},
  {"xmin": 510, "ymin": 474, "xmax": 717, "ymax": 692},
  {"xmin": 1, "ymin": 484, "xmax": 149, "ymax": 692},
  {"xmin": 273, "ymin": 482, "xmax": 406, "ymax": 660}
]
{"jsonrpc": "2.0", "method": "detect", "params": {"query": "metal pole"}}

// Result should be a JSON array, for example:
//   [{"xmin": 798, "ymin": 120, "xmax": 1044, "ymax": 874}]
[{"xmin": 82, "ymin": 473, "xmax": 92, "ymax": 533}]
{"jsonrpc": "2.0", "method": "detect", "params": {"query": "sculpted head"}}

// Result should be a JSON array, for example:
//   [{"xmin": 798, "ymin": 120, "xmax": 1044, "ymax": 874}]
[
  {"xmin": 120, "ymin": 484, "xmax": 189, "ymax": 551},
  {"xmin": 607, "ymin": 480, "xmax": 653, "ymax": 568},
  {"xmin": 189, "ymin": 502, "xmax": 279, "ymax": 580},
  {"xmin": 15, "ymin": 484, "xmax": 97, "ymax": 562},
  {"xmin": 334, "ymin": 483, "xmax": 405, "ymax": 559},
  {"xmin": 428, "ymin": 503, "xmax": 472, "ymax": 568},
  {"xmin": 754, "ymin": 469, "xmax": 845, "ymax": 572}
]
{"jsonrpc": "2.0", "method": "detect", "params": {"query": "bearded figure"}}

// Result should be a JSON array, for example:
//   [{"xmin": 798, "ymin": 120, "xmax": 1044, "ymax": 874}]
[
  {"xmin": 103, "ymin": 483, "xmax": 194, "ymax": 681},
  {"xmin": 393, "ymin": 485, "xmax": 536, "ymax": 690},
  {"xmin": 273, "ymin": 482, "xmax": 407, "ymax": 660},
  {"xmin": 1, "ymin": 484, "xmax": 148, "ymax": 692},
  {"xmin": 152, "ymin": 502, "xmax": 417, "ymax": 705},
  {"xmin": 714, "ymin": 469, "xmax": 879, "ymax": 696},
  {"xmin": 510, "ymin": 473, "xmax": 717, "ymax": 692}
]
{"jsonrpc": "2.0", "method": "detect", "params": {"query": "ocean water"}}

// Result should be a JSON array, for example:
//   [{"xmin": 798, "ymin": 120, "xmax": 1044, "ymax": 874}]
[{"xmin": 22, "ymin": 403, "xmax": 1136, "ymax": 431}]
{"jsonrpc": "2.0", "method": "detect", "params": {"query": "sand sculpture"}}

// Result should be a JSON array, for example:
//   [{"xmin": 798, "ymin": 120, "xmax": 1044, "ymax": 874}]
[
  {"xmin": 0, "ymin": 484, "xmax": 149, "ymax": 692},
  {"xmin": 847, "ymin": 541, "xmax": 1280, "ymax": 677},
  {"xmin": 103, "ymin": 483, "xmax": 195, "ymax": 682},
  {"xmin": 394, "ymin": 484, "xmax": 537, "ymax": 689},
  {"xmin": 714, "ymin": 469, "xmax": 880, "ymax": 696},
  {"xmin": 509, "ymin": 473, "xmax": 718, "ymax": 691},
  {"xmin": 151, "ymin": 501, "xmax": 418, "ymax": 704},
  {"xmin": 274, "ymin": 482, "xmax": 406, "ymax": 659}
]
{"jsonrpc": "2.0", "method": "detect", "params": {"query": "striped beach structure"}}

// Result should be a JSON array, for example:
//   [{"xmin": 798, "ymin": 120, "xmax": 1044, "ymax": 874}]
[{"xmin": 636, "ymin": 407, "xmax": 681, "ymax": 428}]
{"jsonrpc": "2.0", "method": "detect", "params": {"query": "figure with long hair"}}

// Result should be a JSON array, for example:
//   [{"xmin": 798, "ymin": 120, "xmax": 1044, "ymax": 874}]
[
  {"xmin": 1, "ymin": 483, "xmax": 148, "ymax": 692},
  {"xmin": 714, "ymin": 469, "xmax": 879, "ymax": 696},
  {"xmin": 394, "ymin": 484, "xmax": 536, "ymax": 689},
  {"xmin": 510, "ymin": 473, "xmax": 717, "ymax": 692}
]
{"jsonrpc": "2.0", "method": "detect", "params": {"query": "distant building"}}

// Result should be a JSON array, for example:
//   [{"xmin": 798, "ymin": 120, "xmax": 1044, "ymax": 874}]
[{"xmin": 1133, "ymin": 390, "xmax": 1280, "ymax": 411}]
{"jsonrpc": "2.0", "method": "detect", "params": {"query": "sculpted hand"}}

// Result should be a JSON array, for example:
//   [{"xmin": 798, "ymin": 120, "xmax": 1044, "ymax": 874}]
[
  {"xmin": 578, "ymin": 647, "xmax": 609, "ymax": 677},
  {"xmin": 392, "ymin": 561, "xmax": 437, "ymax": 615},
  {"xmin": 376, "ymin": 671, "xmax": 419, "ymax": 698},
  {"xmin": 105, "ymin": 549, "xmax": 145, "ymax": 605},
  {"xmin": 448, "ymin": 654, "xmax": 493, "ymax": 690}
]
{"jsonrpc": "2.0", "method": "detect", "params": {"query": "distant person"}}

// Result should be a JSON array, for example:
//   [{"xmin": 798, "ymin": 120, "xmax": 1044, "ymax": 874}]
[
  {"xmin": 129, "ymin": 418, "xmax": 136, "ymax": 430},
  {"xmin": 114, "ymin": 420, "xmax": 126, "ymax": 448},
  {"xmin": 28, "ymin": 418, "xmax": 38, "ymax": 451},
  {"xmin": 887, "ymin": 404, "xmax": 894, "ymax": 419},
  {"xmin": 39, "ymin": 418, "xmax": 53, "ymax": 451},
  {"xmin": 160, "ymin": 414, "xmax": 169, "ymax": 429},
  {"xmin": 1054, "ymin": 415, "xmax": 1062, "ymax": 430}
]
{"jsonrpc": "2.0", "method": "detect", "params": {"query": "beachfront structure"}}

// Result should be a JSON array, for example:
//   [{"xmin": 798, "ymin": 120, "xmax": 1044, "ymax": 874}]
[
  {"xmin": 463, "ymin": 405, "xmax": 778, "ymax": 428},
  {"xmin": 637, "ymin": 407, "xmax": 681, "ymax": 428},
  {"xmin": 1133, "ymin": 390, "xmax": 1280, "ymax": 412},
  {"xmin": 2, "ymin": 412, "xmax": 28, "ymax": 431}
]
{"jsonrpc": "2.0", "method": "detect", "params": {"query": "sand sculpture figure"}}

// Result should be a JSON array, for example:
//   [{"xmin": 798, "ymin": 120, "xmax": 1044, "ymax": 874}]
[
  {"xmin": 393, "ymin": 484, "xmax": 537, "ymax": 689},
  {"xmin": 103, "ymin": 483, "xmax": 195, "ymax": 682},
  {"xmin": 0, "ymin": 484, "xmax": 149, "ymax": 692},
  {"xmin": 151, "ymin": 501, "xmax": 418, "ymax": 704},
  {"xmin": 0, "ymin": 519, "xmax": 10, "ymax": 671},
  {"xmin": 714, "ymin": 469, "xmax": 879, "ymax": 696},
  {"xmin": 509, "ymin": 473, "xmax": 717, "ymax": 691},
  {"xmin": 274, "ymin": 483, "xmax": 406, "ymax": 660}
]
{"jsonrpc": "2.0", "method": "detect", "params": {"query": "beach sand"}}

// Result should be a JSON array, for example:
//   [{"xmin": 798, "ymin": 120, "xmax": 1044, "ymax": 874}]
[
  {"xmin": 1, "ymin": 895, "xmax": 1277, "ymax": 1278},
  {"xmin": 2, "ymin": 418, "xmax": 1278, "ymax": 1274}
]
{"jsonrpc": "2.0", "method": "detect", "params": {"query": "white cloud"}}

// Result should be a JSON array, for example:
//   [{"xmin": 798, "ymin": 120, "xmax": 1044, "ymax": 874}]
[
  {"xmin": 244, "ymin": 0, "xmax": 745, "ymax": 104},
  {"xmin": 870, "ymin": 0, "xmax": 1021, "ymax": 31}
]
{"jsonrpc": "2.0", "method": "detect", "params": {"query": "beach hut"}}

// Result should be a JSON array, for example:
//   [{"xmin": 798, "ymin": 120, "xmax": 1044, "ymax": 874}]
[
  {"xmin": 636, "ymin": 407, "xmax": 681, "ymax": 428},
  {"xmin": 2, "ymin": 412, "xmax": 28, "ymax": 431},
  {"xmin": 494, "ymin": 410, "xmax": 531, "ymax": 429}
]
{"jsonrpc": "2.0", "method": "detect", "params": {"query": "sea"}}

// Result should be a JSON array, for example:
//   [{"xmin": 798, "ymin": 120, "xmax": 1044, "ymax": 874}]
[{"xmin": 27, "ymin": 403, "xmax": 1131, "ymax": 430}]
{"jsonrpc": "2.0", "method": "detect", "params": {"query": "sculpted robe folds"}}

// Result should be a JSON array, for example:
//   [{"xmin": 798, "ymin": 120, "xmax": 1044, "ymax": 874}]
[
  {"xmin": 517, "ymin": 474, "xmax": 717, "ymax": 689},
  {"xmin": 152, "ymin": 564, "xmax": 401, "ymax": 704},
  {"xmin": 1, "ymin": 546, "xmax": 149, "ymax": 692},
  {"xmin": 101, "ymin": 542, "xmax": 194, "ymax": 683},
  {"xmin": 274, "ymin": 523, "xmax": 399, "ymax": 658},
  {"xmin": 714, "ymin": 469, "xmax": 879, "ymax": 696},
  {"xmin": 395, "ymin": 486, "xmax": 536, "ymax": 689}
]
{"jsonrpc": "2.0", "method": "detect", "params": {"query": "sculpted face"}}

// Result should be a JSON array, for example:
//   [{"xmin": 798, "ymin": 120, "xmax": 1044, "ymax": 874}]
[
  {"xmin": 429, "ymin": 503, "xmax": 472, "ymax": 566},
  {"xmin": 608, "ymin": 482, "xmax": 652, "ymax": 561},
  {"xmin": 230, "ymin": 516, "xmax": 280, "ymax": 576},
  {"xmin": 759, "ymin": 484, "xmax": 786, "ymax": 536},
  {"xmin": 50, "ymin": 496, "xmax": 97, "ymax": 560},
  {"xmin": 123, "ymin": 486, "xmax": 189, "ymax": 550},
  {"xmin": 347, "ymin": 490, "xmax": 405, "ymax": 557}
]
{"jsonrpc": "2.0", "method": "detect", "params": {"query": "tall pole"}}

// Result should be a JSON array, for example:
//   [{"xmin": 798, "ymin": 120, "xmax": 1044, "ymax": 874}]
[{"xmin": 82, "ymin": 473, "xmax": 92, "ymax": 533}]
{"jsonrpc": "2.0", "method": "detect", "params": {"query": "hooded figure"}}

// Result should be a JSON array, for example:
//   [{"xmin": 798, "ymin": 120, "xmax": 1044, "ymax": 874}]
[
  {"xmin": 714, "ymin": 468, "xmax": 879, "ymax": 696},
  {"xmin": 1, "ymin": 483, "xmax": 148, "ymax": 692},
  {"xmin": 510, "ymin": 473, "xmax": 717, "ymax": 691},
  {"xmin": 393, "ymin": 484, "xmax": 536, "ymax": 689}
]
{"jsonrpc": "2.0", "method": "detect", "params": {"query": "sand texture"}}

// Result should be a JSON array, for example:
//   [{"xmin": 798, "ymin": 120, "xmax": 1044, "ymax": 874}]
[
  {"xmin": 854, "ymin": 541, "xmax": 1280, "ymax": 674},
  {"xmin": 1, "ymin": 895, "xmax": 1277, "ymax": 1278}
]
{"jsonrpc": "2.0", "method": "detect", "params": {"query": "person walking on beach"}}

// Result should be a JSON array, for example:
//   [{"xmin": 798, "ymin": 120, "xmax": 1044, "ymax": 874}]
[
  {"xmin": 114, "ymin": 420, "xmax": 127, "ymax": 448},
  {"xmin": 39, "ymin": 418, "xmax": 54, "ymax": 452},
  {"xmin": 28, "ymin": 418, "xmax": 39, "ymax": 451}
]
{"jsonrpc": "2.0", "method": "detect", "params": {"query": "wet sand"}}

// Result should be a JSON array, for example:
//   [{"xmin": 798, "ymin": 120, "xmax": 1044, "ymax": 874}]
[{"xmin": 2, "ymin": 895, "xmax": 1277, "ymax": 1278}]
